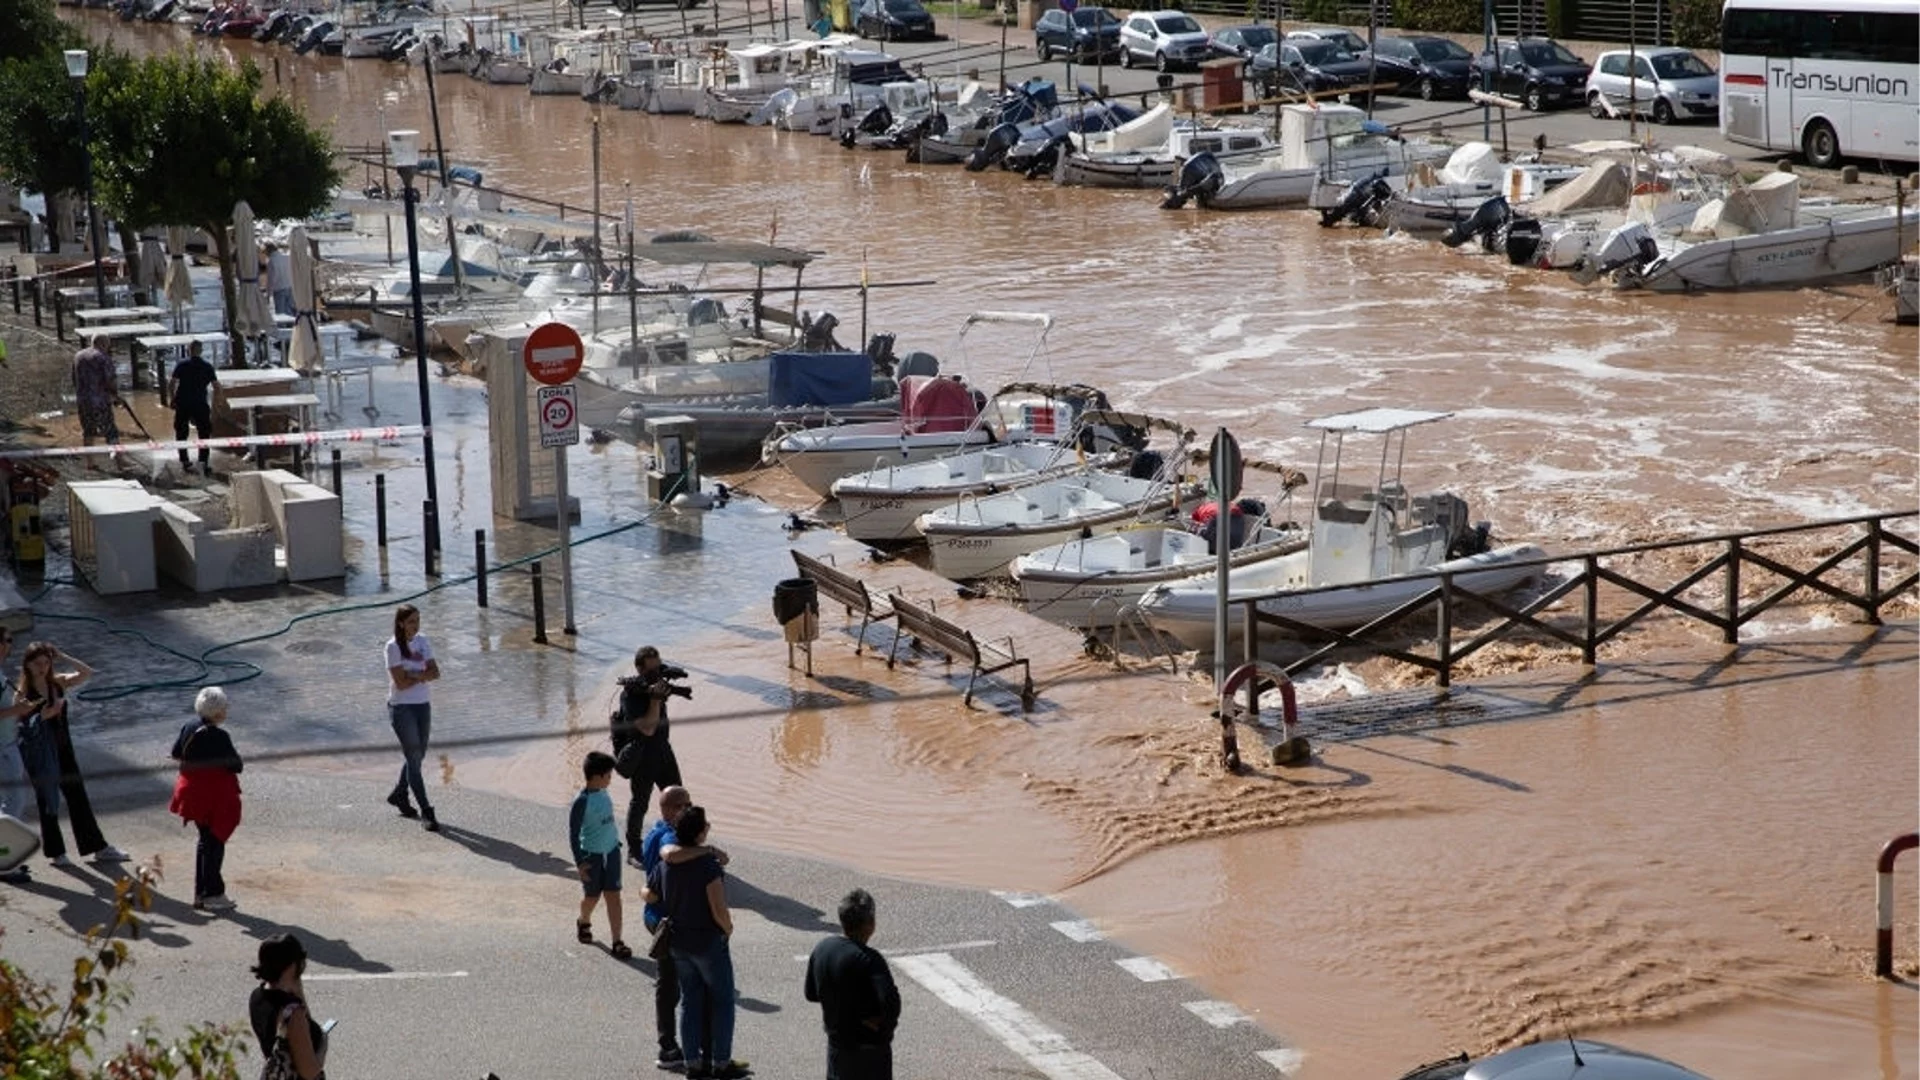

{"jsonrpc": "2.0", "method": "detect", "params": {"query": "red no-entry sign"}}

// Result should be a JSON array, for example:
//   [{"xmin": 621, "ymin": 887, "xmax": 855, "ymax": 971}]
[{"xmin": 522, "ymin": 322, "xmax": 585, "ymax": 386}]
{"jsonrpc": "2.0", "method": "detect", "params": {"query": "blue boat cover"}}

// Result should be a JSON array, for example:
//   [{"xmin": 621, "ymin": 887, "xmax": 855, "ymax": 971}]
[{"xmin": 767, "ymin": 351, "xmax": 874, "ymax": 407}]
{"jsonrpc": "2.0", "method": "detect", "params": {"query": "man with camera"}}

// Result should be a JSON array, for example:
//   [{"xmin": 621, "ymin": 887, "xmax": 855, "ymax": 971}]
[{"xmin": 612, "ymin": 645, "xmax": 687, "ymax": 857}]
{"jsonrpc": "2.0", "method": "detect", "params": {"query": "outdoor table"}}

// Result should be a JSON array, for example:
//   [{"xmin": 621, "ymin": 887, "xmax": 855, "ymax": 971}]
[
  {"xmin": 135, "ymin": 332, "xmax": 235, "ymax": 404},
  {"xmin": 75, "ymin": 305, "xmax": 168, "ymax": 325},
  {"xmin": 53, "ymin": 284, "xmax": 136, "ymax": 340}
]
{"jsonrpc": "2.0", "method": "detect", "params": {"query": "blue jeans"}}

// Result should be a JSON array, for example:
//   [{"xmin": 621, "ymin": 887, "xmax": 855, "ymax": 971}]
[
  {"xmin": 388, "ymin": 703, "xmax": 432, "ymax": 812},
  {"xmin": 673, "ymin": 934, "xmax": 735, "ymax": 1068}
]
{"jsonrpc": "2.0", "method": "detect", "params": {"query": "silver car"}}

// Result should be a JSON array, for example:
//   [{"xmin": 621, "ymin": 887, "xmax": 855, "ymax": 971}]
[
  {"xmin": 1118, "ymin": 10, "xmax": 1213, "ymax": 72},
  {"xmin": 1585, "ymin": 46, "xmax": 1717, "ymax": 124}
]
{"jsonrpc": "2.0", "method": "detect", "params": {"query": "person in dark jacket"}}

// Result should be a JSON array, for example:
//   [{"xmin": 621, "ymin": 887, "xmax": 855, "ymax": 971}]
[
  {"xmin": 804, "ymin": 888, "xmax": 901, "ymax": 1080},
  {"xmin": 169, "ymin": 686, "xmax": 244, "ymax": 911}
]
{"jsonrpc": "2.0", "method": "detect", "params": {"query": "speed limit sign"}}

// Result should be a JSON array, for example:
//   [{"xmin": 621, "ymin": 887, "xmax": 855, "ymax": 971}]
[{"xmin": 538, "ymin": 385, "xmax": 579, "ymax": 448}]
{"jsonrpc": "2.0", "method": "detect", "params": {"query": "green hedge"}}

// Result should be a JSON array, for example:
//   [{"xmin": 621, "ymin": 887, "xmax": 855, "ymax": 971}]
[
  {"xmin": 1391, "ymin": 0, "xmax": 1484, "ymax": 33},
  {"xmin": 1670, "ymin": 0, "xmax": 1719, "ymax": 47}
]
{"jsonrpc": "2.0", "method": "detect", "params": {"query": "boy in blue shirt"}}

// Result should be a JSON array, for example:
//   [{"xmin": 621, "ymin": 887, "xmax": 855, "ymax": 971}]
[{"xmin": 571, "ymin": 751, "xmax": 630, "ymax": 959}]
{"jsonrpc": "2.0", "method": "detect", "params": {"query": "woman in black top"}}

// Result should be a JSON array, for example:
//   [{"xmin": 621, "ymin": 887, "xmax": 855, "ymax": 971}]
[
  {"xmin": 15, "ymin": 642, "xmax": 130, "ymax": 866},
  {"xmin": 249, "ymin": 934, "xmax": 327, "ymax": 1080}
]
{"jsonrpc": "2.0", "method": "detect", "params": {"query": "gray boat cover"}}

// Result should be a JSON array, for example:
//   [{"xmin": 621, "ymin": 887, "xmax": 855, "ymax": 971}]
[{"xmin": 1525, "ymin": 161, "xmax": 1631, "ymax": 215}]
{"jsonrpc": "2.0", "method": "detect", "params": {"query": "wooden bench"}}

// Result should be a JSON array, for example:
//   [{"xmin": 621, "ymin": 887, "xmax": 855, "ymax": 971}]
[
  {"xmin": 887, "ymin": 594, "xmax": 1035, "ymax": 711},
  {"xmin": 791, "ymin": 550, "xmax": 894, "ymax": 654}
]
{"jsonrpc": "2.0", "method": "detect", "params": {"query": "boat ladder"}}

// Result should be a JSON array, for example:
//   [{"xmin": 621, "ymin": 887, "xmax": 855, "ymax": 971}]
[{"xmin": 1084, "ymin": 594, "xmax": 1179, "ymax": 675}]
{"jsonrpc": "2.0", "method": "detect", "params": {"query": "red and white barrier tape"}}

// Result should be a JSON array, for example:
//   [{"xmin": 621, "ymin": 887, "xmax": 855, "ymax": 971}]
[{"xmin": 0, "ymin": 424, "xmax": 426, "ymax": 460}]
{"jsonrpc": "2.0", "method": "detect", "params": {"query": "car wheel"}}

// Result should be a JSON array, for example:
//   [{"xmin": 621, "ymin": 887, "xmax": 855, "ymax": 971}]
[
  {"xmin": 1419, "ymin": 76, "xmax": 1435, "ymax": 101},
  {"xmin": 1119, "ymin": 46, "xmax": 1132, "ymax": 69},
  {"xmin": 1588, "ymin": 91, "xmax": 1607, "ymax": 119},
  {"xmin": 1652, "ymin": 96, "xmax": 1675, "ymax": 125},
  {"xmin": 1802, "ymin": 119, "xmax": 1841, "ymax": 169},
  {"xmin": 1523, "ymin": 83, "xmax": 1544, "ymax": 111},
  {"xmin": 1155, "ymin": 50, "xmax": 1168, "ymax": 73},
  {"xmin": 1037, "ymin": 39, "xmax": 1051, "ymax": 62}
]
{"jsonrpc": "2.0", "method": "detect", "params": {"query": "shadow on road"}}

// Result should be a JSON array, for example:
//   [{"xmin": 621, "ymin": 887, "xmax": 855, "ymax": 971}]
[{"xmin": 433, "ymin": 822, "xmax": 578, "ymax": 881}]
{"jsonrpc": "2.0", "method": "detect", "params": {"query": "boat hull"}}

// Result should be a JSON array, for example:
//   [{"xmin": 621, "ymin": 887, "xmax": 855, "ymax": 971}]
[
  {"xmin": 920, "ymin": 482, "xmax": 1208, "ymax": 580},
  {"xmin": 1138, "ymin": 543, "xmax": 1547, "ymax": 649},
  {"xmin": 769, "ymin": 430, "xmax": 995, "ymax": 497},
  {"xmin": 832, "ymin": 448, "xmax": 1093, "ymax": 543},
  {"xmin": 1013, "ymin": 525, "xmax": 1308, "ymax": 628},
  {"xmin": 1628, "ymin": 207, "xmax": 1920, "ymax": 292}
]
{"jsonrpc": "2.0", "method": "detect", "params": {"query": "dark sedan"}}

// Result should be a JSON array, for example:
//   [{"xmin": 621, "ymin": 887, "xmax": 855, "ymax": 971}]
[
  {"xmin": 1034, "ymin": 6, "xmax": 1121, "ymax": 62},
  {"xmin": 1250, "ymin": 40, "xmax": 1376, "ymax": 101},
  {"xmin": 1209, "ymin": 23, "xmax": 1276, "ymax": 61},
  {"xmin": 855, "ymin": 0, "xmax": 935, "ymax": 42},
  {"xmin": 1366, "ymin": 34, "xmax": 1473, "ymax": 99},
  {"xmin": 1471, "ymin": 37, "xmax": 1591, "ymax": 110}
]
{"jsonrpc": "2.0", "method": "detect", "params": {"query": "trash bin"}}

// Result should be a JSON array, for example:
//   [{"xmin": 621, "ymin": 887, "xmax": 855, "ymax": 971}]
[
  {"xmin": 773, "ymin": 577, "xmax": 819, "ymax": 643},
  {"xmin": 1201, "ymin": 57, "xmax": 1244, "ymax": 113}
]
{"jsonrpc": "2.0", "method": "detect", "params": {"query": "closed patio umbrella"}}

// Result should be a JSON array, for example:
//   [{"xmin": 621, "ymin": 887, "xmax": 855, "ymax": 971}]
[
  {"xmin": 230, "ymin": 201, "xmax": 272, "ymax": 351},
  {"xmin": 286, "ymin": 225, "xmax": 322, "ymax": 375},
  {"xmin": 163, "ymin": 225, "xmax": 195, "ymax": 332},
  {"xmin": 136, "ymin": 232, "xmax": 166, "ymax": 302}
]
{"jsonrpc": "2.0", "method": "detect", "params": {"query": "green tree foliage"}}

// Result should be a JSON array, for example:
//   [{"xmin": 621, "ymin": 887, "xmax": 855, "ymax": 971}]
[
  {"xmin": 0, "ymin": 0, "xmax": 72, "ymax": 65},
  {"xmin": 1670, "ymin": 0, "xmax": 1719, "ymax": 48},
  {"xmin": 0, "ymin": 50, "xmax": 87, "ymax": 250},
  {"xmin": 1, "ymin": 866, "xmax": 248, "ymax": 1079},
  {"xmin": 87, "ymin": 53, "xmax": 340, "ymax": 362},
  {"xmin": 1392, "ymin": 0, "xmax": 1485, "ymax": 34}
]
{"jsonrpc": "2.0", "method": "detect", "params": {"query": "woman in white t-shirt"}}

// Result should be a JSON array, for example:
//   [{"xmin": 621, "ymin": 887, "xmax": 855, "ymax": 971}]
[{"xmin": 384, "ymin": 604, "xmax": 440, "ymax": 831}]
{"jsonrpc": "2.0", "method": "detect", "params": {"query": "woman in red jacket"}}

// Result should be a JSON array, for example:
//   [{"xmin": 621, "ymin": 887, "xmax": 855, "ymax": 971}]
[{"xmin": 170, "ymin": 686, "xmax": 243, "ymax": 912}]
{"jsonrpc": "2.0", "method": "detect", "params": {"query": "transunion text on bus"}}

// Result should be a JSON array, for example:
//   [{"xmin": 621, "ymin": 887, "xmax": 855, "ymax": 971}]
[{"xmin": 1770, "ymin": 67, "xmax": 1914, "ymax": 99}]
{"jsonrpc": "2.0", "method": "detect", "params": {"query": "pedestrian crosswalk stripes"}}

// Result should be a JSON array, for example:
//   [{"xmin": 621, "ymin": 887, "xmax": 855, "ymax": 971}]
[
  {"xmin": 1115, "ymin": 956, "xmax": 1178, "ymax": 982},
  {"xmin": 1183, "ymin": 1000, "xmax": 1253, "ymax": 1028},
  {"xmin": 1257, "ymin": 1047, "xmax": 1308, "ymax": 1075},
  {"xmin": 990, "ymin": 888, "xmax": 1052, "ymax": 908},
  {"xmin": 1049, "ymin": 918, "xmax": 1106, "ymax": 942},
  {"xmin": 896, "ymin": 952, "xmax": 1128, "ymax": 1080}
]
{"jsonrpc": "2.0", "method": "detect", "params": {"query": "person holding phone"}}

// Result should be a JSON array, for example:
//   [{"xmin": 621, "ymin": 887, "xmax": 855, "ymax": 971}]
[
  {"xmin": 15, "ymin": 642, "xmax": 130, "ymax": 867},
  {"xmin": 384, "ymin": 604, "xmax": 440, "ymax": 832},
  {"xmin": 249, "ymin": 934, "xmax": 329, "ymax": 1080}
]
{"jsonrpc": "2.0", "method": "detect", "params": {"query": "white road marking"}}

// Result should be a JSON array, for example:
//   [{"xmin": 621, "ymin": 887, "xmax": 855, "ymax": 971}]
[
  {"xmin": 794, "ymin": 939, "xmax": 997, "ymax": 963},
  {"xmin": 1050, "ymin": 919, "xmax": 1105, "ymax": 943},
  {"xmin": 1183, "ymin": 1000, "xmax": 1252, "ymax": 1028},
  {"xmin": 1258, "ymin": 1048, "xmax": 1308, "ymax": 1075},
  {"xmin": 991, "ymin": 889, "xmax": 1052, "ymax": 908},
  {"xmin": 896, "ymin": 952, "xmax": 1126, "ymax": 1080},
  {"xmin": 305, "ymin": 971, "xmax": 470, "ymax": 982},
  {"xmin": 1115, "ymin": 956, "xmax": 1177, "ymax": 982}
]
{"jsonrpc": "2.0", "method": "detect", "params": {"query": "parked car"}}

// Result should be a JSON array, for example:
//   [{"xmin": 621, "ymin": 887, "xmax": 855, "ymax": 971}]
[
  {"xmin": 1284, "ymin": 26, "xmax": 1369, "ymax": 54},
  {"xmin": 1585, "ymin": 45, "xmax": 1718, "ymax": 124},
  {"xmin": 1118, "ymin": 10, "xmax": 1212, "ymax": 72},
  {"xmin": 1209, "ymin": 23, "xmax": 1277, "ymax": 61},
  {"xmin": 1249, "ymin": 39, "xmax": 1375, "ymax": 100},
  {"xmin": 1034, "ymin": 6, "xmax": 1121, "ymax": 62},
  {"xmin": 1366, "ymin": 34, "xmax": 1474, "ymax": 99},
  {"xmin": 854, "ymin": 0, "xmax": 935, "ymax": 42},
  {"xmin": 1471, "ymin": 37, "xmax": 1591, "ymax": 111}
]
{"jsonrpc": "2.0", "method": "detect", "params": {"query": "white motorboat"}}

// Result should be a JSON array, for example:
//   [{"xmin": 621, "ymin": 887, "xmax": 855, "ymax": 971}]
[
  {"xmin": 830, "ymin": 397, "xmax": 1125, "ymax": 543},
  {"xmin": 1580, "ymin": 172, "xmax": 1920, "ymax": 291},
  {"xmin": 701, "ymin": 39, "xmax": 837, "ymax": 123},
  {"xmin": 1374, "ymin": 142, "xmax": 1588, "ymax": 234},
  {"xmin": 617, "ymin": 50, "xmax": 707, "ymax": 114},
  {"xmin": 529, "ymin": 30, "xmax": 620, "ymax": 96},
  {"xmin": 1136, "ymin": 407, "xmax": 1545, "ymax": 649},
  {"xmin": 776, "ymin": 45, "xmax": 911, "ymax": 134},
  {"xmin": 1013, "ymin": 516, "xmax": 1308, "ymax": 628},
  {"xmin": 764, "ymin": 311, "xmax": 1066, "ymax": 497},
  {"xmin": 461, "ymin": 16, "xmax": 534, "ymax": 84},
  {"xmin": 1886, "ymin": 255, "xmax": 1918, "ymax": 325},
  {"xmin": 1054, "ymin": 108, "xmax": 1275, "ymax": 189},
  {"xmin": 1162, "ymin": 103, "xmax": 1451, "ymax": 211},
  {"xmin": 919, "ymin": 456, "xmax": 1209, "ymax": 580}
]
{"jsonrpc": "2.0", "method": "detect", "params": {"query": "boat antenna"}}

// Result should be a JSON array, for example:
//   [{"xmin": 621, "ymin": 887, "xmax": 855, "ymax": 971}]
[{"xmin": 1556, "ymin": 1006, "xmax": 1585, "ymax": 1068}]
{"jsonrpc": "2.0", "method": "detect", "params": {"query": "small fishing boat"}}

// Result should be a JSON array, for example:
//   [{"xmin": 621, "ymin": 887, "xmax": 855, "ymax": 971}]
[
  {"xmin": 1162, "ymin": 103, "xmax": 1450, "ymax": 212},
  {"xmin": 828, "ymin": 384, "xmax": 1131, "ymax": 542},
  {"xmin": 1053, "ymin": 109, "xmax": 1274, "ymax": 189},
  {"xmin": 1136, "ymin": 407, "xmax": 1543, "ymax": 648},
  {"xmin": 919, "ymin": 438, "xmax": 1208, "ymax": 580},
  {"xmin": 1013, "ymin": 517, "xmax": 1308, "ymax": 628}
]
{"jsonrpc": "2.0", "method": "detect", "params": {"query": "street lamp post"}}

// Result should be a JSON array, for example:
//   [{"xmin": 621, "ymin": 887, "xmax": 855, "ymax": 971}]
[
  {"xmin": 64, "ymin": 49, "xmax": 107, "ymax": 309},
  {"xmin": 388, "ymin": 130, "xmax": 443, "ymax": 575}
]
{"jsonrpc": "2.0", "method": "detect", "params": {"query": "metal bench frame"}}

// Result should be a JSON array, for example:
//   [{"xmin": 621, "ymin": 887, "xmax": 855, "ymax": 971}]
[
  {"xmin": 791, "ymin": 550, "xmax": 895, "ymax": 654},
  {"xmin": 887, "ymin": 594, "xmax": 1035, "ymax": 711}
]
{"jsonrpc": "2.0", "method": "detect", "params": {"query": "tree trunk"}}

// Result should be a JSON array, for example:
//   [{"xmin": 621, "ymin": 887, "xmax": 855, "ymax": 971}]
[
  {"xmin": 116, "ymin": 222, "xmax": 142, "ymax": 304},
  {"xmin": 209, "ymin": 221, "xmax": 248, "ymax": 369}
]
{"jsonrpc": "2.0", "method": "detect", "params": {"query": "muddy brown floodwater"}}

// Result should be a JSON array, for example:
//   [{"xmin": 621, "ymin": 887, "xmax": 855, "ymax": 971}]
[{"xmin": 89, "ymin": 22, "xmax": 1920, "ymax": 1077}]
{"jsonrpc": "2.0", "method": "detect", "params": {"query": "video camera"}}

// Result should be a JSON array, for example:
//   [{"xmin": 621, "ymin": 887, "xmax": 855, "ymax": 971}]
[{"xmin": 619, "ymin": 664, "xmax": 692, "ymax": 700}]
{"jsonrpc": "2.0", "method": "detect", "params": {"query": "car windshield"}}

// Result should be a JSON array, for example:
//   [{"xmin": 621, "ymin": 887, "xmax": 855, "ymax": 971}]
[
  {"xmin": 1294, "ymin": 40, "xmax": 1353, "ymax": 64},
  {"xmin": 1415, "ymin": 38, "xmax": 1471, "ymax": 62},
  {"xmin": 1072, "ymin": 7, "xmax": 1117, "ymax": 26},
  {"xmin": 1651, "ymin": 51, "xmax": 1714, "ymax": 78},
  {"xmin": 1233, "ymin": 26, "xmax": 1276, "ymax": 48},
  {"xmin": 1154, "ymin": 13, "xmax": 1202, "ymax": 34},
  {"xmin": 1520, "ymin": 40, "xmax": 1582, "ymax": 66}
]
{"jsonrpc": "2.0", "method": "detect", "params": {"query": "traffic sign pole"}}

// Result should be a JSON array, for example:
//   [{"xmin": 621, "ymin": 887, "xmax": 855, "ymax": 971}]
[
  {"xmin": 524, "ymin": 325, "xmax": 585, "ymax": 638},
  {"xmin": 1210, "ymin": 426, "xmax": 1244, "ymax": 770},
  {"xmin": 556, "ymin": 443, "xmax": 576, "ymax": 635}
]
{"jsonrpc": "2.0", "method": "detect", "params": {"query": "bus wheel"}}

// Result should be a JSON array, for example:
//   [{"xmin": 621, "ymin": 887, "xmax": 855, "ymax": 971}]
[{"xmin": 1802, "ymin": 120, "xmax": 1841, "ymax": 169}]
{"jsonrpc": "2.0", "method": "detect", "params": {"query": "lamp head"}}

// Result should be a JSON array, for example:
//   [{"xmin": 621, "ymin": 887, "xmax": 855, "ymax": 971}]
[
  {"xmin": 388, "ymin": 129, "xmax": 421, "ymax": 176},
  {"xmin": 63, "ymin": 49, "xmax": 89, "ymax": 80}
]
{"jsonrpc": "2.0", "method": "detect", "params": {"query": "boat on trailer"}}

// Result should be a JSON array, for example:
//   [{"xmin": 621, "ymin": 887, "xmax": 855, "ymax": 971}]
[{"xmin": 1137, "ymin": 407, "xmax": 1545, "ymax": 649}]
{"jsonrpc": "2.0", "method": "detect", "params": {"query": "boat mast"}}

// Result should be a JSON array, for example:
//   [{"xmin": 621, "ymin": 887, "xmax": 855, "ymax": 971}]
[{"xmin": 421, "ymin": 46, "xmax": 467, "ymax": 295}]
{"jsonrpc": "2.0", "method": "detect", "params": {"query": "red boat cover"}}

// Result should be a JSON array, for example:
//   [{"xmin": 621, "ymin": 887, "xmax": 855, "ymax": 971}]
[{"xmin": 901, "ymin": 375, "xmax": 979, "ymax": 434}]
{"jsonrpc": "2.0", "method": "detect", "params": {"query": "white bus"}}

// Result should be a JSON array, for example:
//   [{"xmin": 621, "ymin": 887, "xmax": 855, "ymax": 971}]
[{"xmin": 1719, "ymin": 0, "xmax": 1919, "ymax": 167}]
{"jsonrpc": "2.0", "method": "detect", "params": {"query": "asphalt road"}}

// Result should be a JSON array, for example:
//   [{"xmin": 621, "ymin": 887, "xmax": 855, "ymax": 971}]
[{"xmin": 3, "ymin": 767, "xmax": 1303, "ymax": 1079}]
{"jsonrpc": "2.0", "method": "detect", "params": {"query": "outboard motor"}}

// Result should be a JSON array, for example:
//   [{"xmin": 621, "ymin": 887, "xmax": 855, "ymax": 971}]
[
  {"xmin": 253, "ymin": 10, "xmax": 286, "ymax": 40},
  {"xmin": 381, "ymin": 30, "xmax": 418, "ymax": 62},
  {"xmin": 1319, "ymin": 168, "xmax": 1393, "ymax": 228},
  {"xmin": 1161, "ymin": 152, "xmax": 1224, "ymax": 210},
  {"xmin": 1021, "ymin": 134, "xmax": 1068, "ymax": 180},
  {"xmin": 1574, "ymin": 220, "xmax": 1660, "ymax": 285},
  {"xmin": 895, "ymin": 350, "xmax": 940, "ymax": 379},
  {"xmin": 966, "ymin": 122, "xmax": 1020, "ymax": 172},
  {"xmin": 1440, "ymin": 196, "xmax": 1510, "ymax": 249},
  {"xmin": 294, "ymin": 20, "xmax": 332, "ymax": 54},
  {"xmin": 863, "ymin": 332, "xmax": 899, "ymax": 376},
  {"xmin": 1127, "ymin": 449, "xmax": 1167, "ymax": 481},
  {"xmin": 687, "ymin": 297, "xmax": 727, "ymax": 326},
  {"xmin": 1502, "ymin": 216, "xmax": 1544, "ymax": 266}
]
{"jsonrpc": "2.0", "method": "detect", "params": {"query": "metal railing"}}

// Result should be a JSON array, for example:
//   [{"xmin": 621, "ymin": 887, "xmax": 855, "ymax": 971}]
[
  {"xmin": 1877, "ymin": 832, "xmax": 1918, "ymax": 979},
  {"xmin": 1227, "ymin": 510, "xmax": 1918, "ymax": 697}
]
